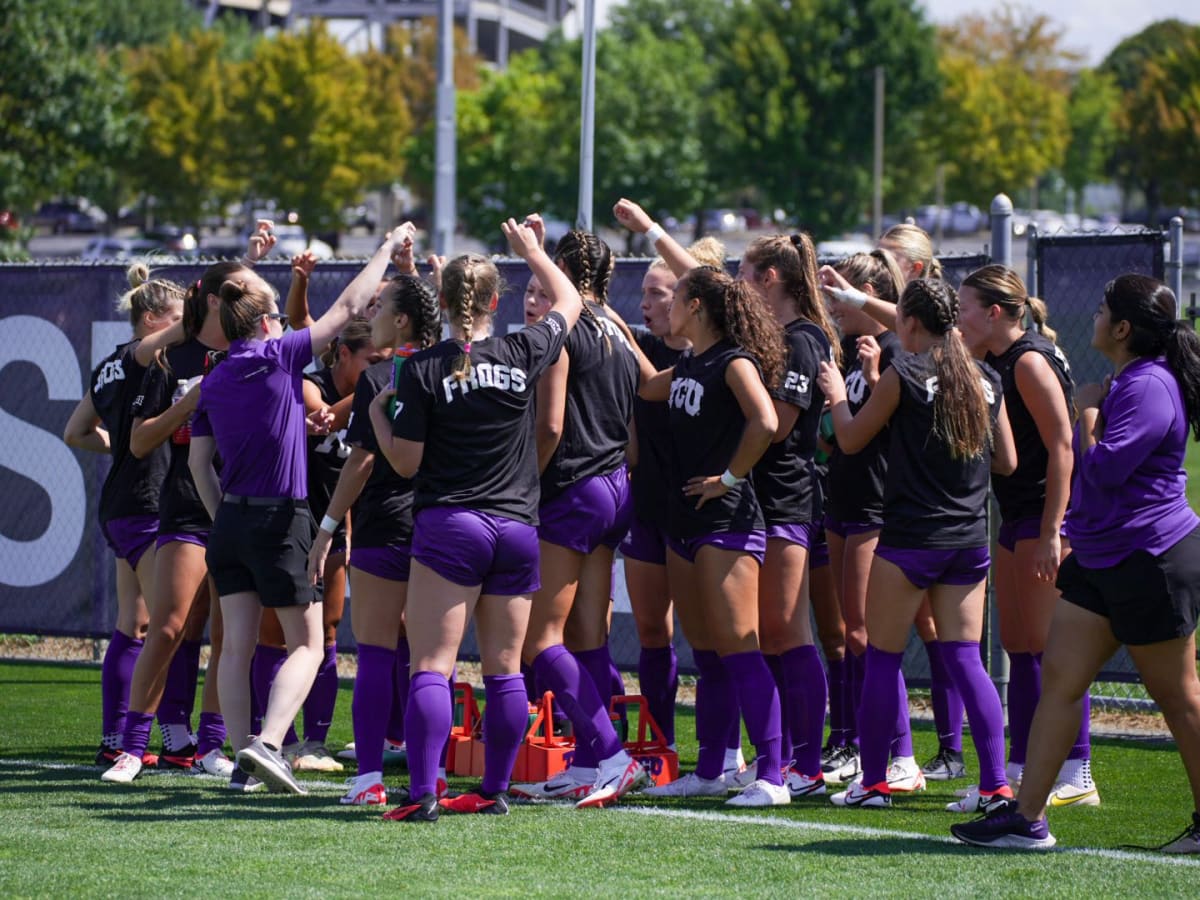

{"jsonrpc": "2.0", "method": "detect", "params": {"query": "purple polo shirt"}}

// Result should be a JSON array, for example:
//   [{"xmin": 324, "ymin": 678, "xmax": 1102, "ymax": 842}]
[
  {"xmin": 192, "ymin": 328, "xmax": 313, "ymax": 499},
  {"xmin": 1064, "ymin": 357, "xmax": 1198, "ymax": 567}
]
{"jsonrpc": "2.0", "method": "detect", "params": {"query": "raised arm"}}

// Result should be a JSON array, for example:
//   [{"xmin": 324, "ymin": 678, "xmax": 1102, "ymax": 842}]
[
  {"xmin": 613, "ymin": 199, "xmax": 702, "ymax": 278},
  {"xmin": 818, "ymin": 266, "xmax": 898, "ymax": 330},
  {"xmin": 502, "ymin": 218, "xmax": 582, "ymax": 331},
  {"xmin": 308, "ymin": 225, "xmax": 411, "ymax": 353},
  {"xmin": 285, "ymin": 251, "xmax": 318, "ymax": 330}
]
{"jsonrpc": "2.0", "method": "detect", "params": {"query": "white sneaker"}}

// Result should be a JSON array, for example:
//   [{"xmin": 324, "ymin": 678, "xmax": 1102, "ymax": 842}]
[
  {"xmin": 575, "ymin": 752, "xmax": 650, "ymax": 809},
  {"xmin": 784, "ymin": 767, "xmax": 827, "ymax": 799},
  {"xmin": 1048, "ymin": 781, "xmax": 1100, "ymax": 808},
  {"xmin": 945, "ymin": 784, "xmax": 1014, "ymax": 813},
  {"xmin": 886, "ymin": 757, "xmax": 926, "ymax": 793},
  {"xmin": 510, "ymin": 766, "xmax": 597, "ymax": 801},
  {"xmin": 292, "ymin": 741, "xmax": 344, "ymax": 773},
  {"xmin": 821, "ymin": 745, "xmax": 861, "ymax": 784},
  {"xmin": 195, "ymin": 748, "xmax": 235, "ymax": 777},
  {"xmin": 340, "ymin": 770, "xmax": 387, "ymax": 806},
  {"xmin": 830, "ymin": 780, "xmax": 891, "ymax": 808},
  {"xmin": 726, "ymin": 764, "xmax": 759, "ymax": 791},
  {"xmin": 228, "ymin": 768, "xmax": 264, "ymax": 792},
  {"xmin": 642, "ymin": 771, "xmax": 727, "ymax": 798},
  {"xmin": 100, "ymin": 752, "xmax": 143, "ymax": 784},
  {"xmin": 336, "ymin": 741, "xmax": 357, "ymax": 762},
  {"xmin": 725, "ymin": 778, "xmax": 790, "ymax": 807}
]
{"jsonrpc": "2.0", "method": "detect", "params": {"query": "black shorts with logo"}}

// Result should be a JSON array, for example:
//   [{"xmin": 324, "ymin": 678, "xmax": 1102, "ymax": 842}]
[
  {"xmin": 1056, "ymin": 527, "xmax": 1200, "ymax": 646},
  {"xmin": 207, "ymin": 496, "xmax": 318, "ymax": 608}
]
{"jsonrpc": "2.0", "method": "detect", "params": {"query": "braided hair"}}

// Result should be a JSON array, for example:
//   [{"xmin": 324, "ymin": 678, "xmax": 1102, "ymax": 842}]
[
  {"xmin": 117, "ymin": 262, "xmax": 186, "ymax": 332},
  {"xmin": 385, "ymin": 274, "xmax": 442, "ymax": 350},
  {"xmin": 442, "ymin": 254, "xmax": 501, "ymax": 382},
  {"xmin": 899, "ymin": 278, "xmax": 991, "ymax": 460},
  {"xmin": 555, "ymin": 229, "xmax": 615, "ymax": 353}
]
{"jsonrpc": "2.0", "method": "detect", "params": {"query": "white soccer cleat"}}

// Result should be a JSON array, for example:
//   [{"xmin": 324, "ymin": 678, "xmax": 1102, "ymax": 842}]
[
  {"xmin": 725, "ymin": 778, "xmax": 791, "ymax": 807},
  {"xmin": 100, "ymin": 752, "xmax": 144, "ymax": 784},
  {"xmin": 784, "ymin": 767, "xmax": 827, "ymax": 799},
  {"xmin": 195, "ymin": 748, "xmax": 235, "ymax": 778},
  {"xmin": 510, "ymin": 766, "xmax": 597, "ymax": 802},
  {"xmin": 945, "ymin": 784, "xmax": 1014, "ymax": 814},
  {"xmin": 341, "ymin": 771, "xmax": 388, "ymax": 806},
  {"xmin": 886, "ymin": 756, "xmax": 926, "ymax": 793},
  {"xmin": 575, "ymin": 752, "xmax": 650, "ymax": 809},
  {"xmin": 642, "ymin": 771, "xmax": 727, "ymax": 798},
  {"xmin": 829, "ymin": 780, "xmax": 891, "ymax": 808},
  {"xmin": 292, "ymin": 741, "xmax": 344, "ymax": 773}
]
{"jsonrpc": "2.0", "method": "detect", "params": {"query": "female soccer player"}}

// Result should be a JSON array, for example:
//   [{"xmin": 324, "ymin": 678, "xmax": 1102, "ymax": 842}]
[
  {"xmin": 64, "ymin": 264, "xmax": 184, "ymax": 765},
  {"xmin": 955, "ymin": 264, "xmax": 1098, "ymax": 807},
  {"xmin": 308, "ymin": 271, "xmax": 442, "ymax": 806},
  {"xmin": 953, "ymin": 275, "xmax": 1200, "ymax": 852},
  {"xmin": 370, "ymin": 220, "xmax": 598, "ymax": 822},
  {"xmin": 187, "ymin": 227, "xmax": 409, "ymax": 793},
  {"xmin": 613, "ymin": 198, "xmax": 787, "ymax": 807},
  {"xmin": 512, "ymin": 227, "xmax": 642, "ymax": 803},
  {"xmin": 819, "ymin": 250, "xmax": 905, "ymax": 786},
  {"xmin": 737, "ymin": 233, "xmax": 839, "ymax": 800},
  {"xmin": 819, "ymin": 278, "xmax": 1016, "ymax": 810}
]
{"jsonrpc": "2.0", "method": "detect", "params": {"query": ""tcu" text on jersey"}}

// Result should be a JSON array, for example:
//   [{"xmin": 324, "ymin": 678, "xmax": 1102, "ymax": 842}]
[{"xmin": 669, "ymin": 377, "xmax": 704, "ymax": 416}]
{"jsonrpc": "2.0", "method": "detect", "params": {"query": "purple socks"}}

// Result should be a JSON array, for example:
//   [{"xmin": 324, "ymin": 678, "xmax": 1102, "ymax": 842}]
[
  {"xmin": 941, "ymin": 640, "xmax": 1007, "ymax": 792},
  {"xmin": 694, "ymin": 650, "xmax": 733, "ymax": 779},
  {"xmin": 764, "ymin": 654, "xmax": 789, "ymax": 759},
  {"xmin": 354, "ymin": 644, "xmax": 396, "ymax": 775},
  {"xmin": 196, "ymin": 711, "xmax": 226, "ymax": 756},
  {"xmin": 892, "ymin": 669, "xmax": 914, "ymax": 758},
  {"xmin": 859, "ymin": 645, "xmax": 903, "ymax": 786},
  {"xmin": 532, "ymin": 645, "xmax": 623, "ymax": 766},
  {"xmin": 926, "ymin": 640, "xmax": 965, "ymax": 753},
  {"xmin": 722, "ymin": 650, "xmax": 783, "ymax": 786},
  {"xmin": 251, "ymin": 645, "xmax": 298, "ymax": 746},
  {"xmin": 407, "ymin": 670, "xmax": 451, "ymax": 798},
  {"xmin": 1068, "ymin": 667, "xmax": 1092, "ymax": 761},
  {"xmin": 638, "ymin": 645, "xmax": 678, "ymax": 746},
  {"xmin": 1007, "ymin": 651, "xmax": 1039, "ymax": 766},
  {"xmin": 826, "ymin": 656, "xmax": 849, "ymax": 747},
  {"xmin": 781, "ymin": 645, "xmax": 827, "ymax": 777},
  {"xmin": 101, "ymin": 631, "xmax": 143, "ymax": 743},
  {"xmin": 847, "ymin": 651, "xmax": 864, "ymax": 748},
  {"xmin": 303, "ymin": 644, "xmax": 339, "ymax": 744},
  {"xmin": 158, "ymin": 639, "xmax": 200, "ymax": 730},
  {"xmin": 481, "ymin": 674, "xmax": 527, "ymax": 794},
  {"xmin": 390, "ymin": 642, "xmax": 410, "ymax": 743},
  {"xmin": 121, "ymin": 710, "xmax": 156, "ymax": 759}
]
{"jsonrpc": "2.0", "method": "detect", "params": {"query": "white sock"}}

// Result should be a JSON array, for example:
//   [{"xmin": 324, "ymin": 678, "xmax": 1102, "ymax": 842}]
[
  {"xmin": 724, "ymin": 746, "xmax": 745, "ymax": 770},
  {"xmin": 1006, "ymin": 761, "xmax": 1024, "ymax": 785},
  {"xmin": 1057, "ymin": 757, "xmax": 1093, "ymax": 789},
  {"xmin": 160, "ymin": 723, "xmax": 193, "ymax": 753},
  {"xmin": 893, "ymin": 755, "xmax": 916, "ymax": 769}
]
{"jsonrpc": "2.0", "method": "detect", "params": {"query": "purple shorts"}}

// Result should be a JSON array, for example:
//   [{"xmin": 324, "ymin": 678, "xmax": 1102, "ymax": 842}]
[
  {"xmin": 666, "ymin": 531, "xmax": 767, "ymax": 566},
  {"xmin": 538, "ymin": 467, "xmax": 633, "ymax": 554},
  {"xmin": 350, "ymin": 543, "xmax": 412, "ymax": 583},
  {"xmin": 155, "ymin": 531, "xmax": 207, "ymax": 551},
  {"xmin": 874, "ymin": 544, "xmax": 990, "ymax": 590},
  {"xmin": 997, "ymin": 517, "xmax": 1043, "ymax": 553},
  {"xmin": 766, "ymin": 521, "xmax": 819, "ymax": 548},
  {"xmin": 619, "ymin": 517, "xmax": 667, "ymax": 566},
  {"xmin": 413, "ymin": 507, "xmax": 540, "ymax": 596},
  {"xmin": 101, "ymin": 515, "xmax": 158, "ymax": 568},
  {"xmin": 823, "ymin": 515, "xmax": 881, "ymax": 539}
]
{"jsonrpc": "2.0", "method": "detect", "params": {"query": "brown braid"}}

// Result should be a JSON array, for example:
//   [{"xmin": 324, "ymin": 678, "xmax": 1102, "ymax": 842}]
[{"xmin": 443, "ymin": 254, "xmax": 501, "ymax": 382}]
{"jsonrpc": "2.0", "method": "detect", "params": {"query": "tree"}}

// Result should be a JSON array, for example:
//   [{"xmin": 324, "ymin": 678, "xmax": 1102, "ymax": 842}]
[
  {"xmin": 124, "ymin": 30, "xmax": 244, "ymax": 226},
  {"xmin": 708, "ymin": 0, "xmax": 942, "ymax": 238},
  {"xmin": 229, "ymin": 24, "xmax": 396, "ymax": 234},
  {"xmin": 928, "ymin": 6, "xmax": 1075, "ymax": 208},
  {"xmin": 1062, "ymin": 69, "xmax": 1120, "ymax": 210},
  {"xmin": 0, "ymin": 0, "xmax": 135, "ymax": 216},
  {"xmin": 1101, "ymin": 20, "xmax": 1200, "ymax": 219}
]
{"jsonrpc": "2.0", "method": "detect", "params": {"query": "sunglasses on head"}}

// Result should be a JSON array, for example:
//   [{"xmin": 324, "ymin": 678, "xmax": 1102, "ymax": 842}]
[{"xmin": 261, "ymin": 312, "xmax": 288, "ymax": 324}]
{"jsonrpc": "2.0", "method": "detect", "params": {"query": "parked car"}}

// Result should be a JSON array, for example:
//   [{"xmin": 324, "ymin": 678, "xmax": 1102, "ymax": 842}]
[
  {"xmin": 948, "ymin": 202, "xmax": 985, "ymax": 234},
  {"xmin": 33, "ymin": 199, "xmax": 106, "ymax": 234},
  {"xmin": 81, "ymin": 237, "xmax": 164, "ymax": 261}
]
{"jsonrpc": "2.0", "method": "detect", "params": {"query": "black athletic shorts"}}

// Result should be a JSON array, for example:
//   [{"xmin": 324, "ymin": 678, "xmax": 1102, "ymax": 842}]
[
  {"xmin": 1056, "ymin": 526, "xmax": 1200, "ymax": 646},
  {"xmin": 207, "ymin": 497, "xmax": 318, "ymax": 608}
]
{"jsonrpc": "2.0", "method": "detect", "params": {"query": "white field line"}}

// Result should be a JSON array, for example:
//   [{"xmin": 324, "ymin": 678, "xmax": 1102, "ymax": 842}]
[{"xmin": 3, "ymin": 758, "xmax": 1199, "ymax": 869}]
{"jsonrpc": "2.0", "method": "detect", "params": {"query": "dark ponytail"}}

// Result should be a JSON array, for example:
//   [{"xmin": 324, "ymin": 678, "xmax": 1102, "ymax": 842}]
[
  {"xmin": 900, "ymin": 278, "xmax": 991, "ymax": 460},
  {"xmin": 1105, "ymin": 274, "xmax": 1200, "ymax": 439}
]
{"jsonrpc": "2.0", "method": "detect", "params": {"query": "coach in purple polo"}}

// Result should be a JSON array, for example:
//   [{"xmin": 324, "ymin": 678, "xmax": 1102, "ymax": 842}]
[{"xmin": 188, "ymin": 225, "xmax": 413, "ymax": 794}]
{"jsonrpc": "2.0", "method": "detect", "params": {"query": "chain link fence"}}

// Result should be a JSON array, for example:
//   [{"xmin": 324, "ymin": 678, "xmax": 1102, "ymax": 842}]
[{"xmin": 0, "ymin": 236, "xmax": 1188, "ymax": 711}]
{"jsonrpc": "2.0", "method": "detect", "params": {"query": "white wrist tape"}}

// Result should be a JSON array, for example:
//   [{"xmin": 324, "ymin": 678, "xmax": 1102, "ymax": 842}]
[
  {"xmin": 823, "ymin": 284, "xmax": 869, "ymax": 309},
  {"xmin": 720, "ymin": 469, "xmax": 744, "ymax": 489},
  {"xmin": 644, "ymin": 223, "xmax": 666, "ymax": 245},
  {"xmin": 319, "ymin": 514, "xmax": 339, "ymax": 534}
]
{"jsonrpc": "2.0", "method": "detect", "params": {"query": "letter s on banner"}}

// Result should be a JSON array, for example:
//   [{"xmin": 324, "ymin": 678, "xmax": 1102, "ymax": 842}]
[{"xmin": 0, "ymin": 316, "xmax": 86, "ymax": 587}]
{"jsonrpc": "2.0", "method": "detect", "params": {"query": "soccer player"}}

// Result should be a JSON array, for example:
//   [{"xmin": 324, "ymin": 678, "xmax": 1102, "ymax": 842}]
[
  {"xmin": 955, "ymin": 264, "xmax": 1097, "ymax": 807},
  {"xmin": 64, "ymin": 264, "xmax": 185, "ymax": 766},
  {"xmin": 819, "ymin": 278, "xmax": 1016, "ymax": 809},
  {"xmin": 953, "ymin": 275, "xmax": 1200, "ymax": 852},
  {"xmin": 369, "ymin": 220, "xmax": 590, "ymax": 822}
]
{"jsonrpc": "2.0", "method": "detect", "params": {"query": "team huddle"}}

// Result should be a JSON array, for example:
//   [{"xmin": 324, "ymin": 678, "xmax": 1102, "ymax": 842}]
[{"xmin": 66, "ymin": 201, "xmax": 1200, "ymax": 851}]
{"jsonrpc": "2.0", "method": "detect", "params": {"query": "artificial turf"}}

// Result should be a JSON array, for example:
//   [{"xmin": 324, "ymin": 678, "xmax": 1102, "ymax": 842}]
[{"xmin": 1, "ymin": 660, "xmax": 1197, "ymax": 897}]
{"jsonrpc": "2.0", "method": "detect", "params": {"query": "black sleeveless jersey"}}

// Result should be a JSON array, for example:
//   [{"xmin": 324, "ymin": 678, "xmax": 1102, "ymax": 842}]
[
  {"xmin": 629, "ymin": 331, "xmax": 684, "ymax": 527},
  {"xmin": 304, "ymin": 365, "xmax": 350, "ymax": 528},
  {"xmin": 345, "ymin": 360, "xmax": 414, "ymax": 547}
]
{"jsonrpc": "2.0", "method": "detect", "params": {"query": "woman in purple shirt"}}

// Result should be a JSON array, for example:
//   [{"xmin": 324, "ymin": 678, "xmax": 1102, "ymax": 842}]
[
  {"xmin": 188, "ymin": 227, "xmax": 410, "ymax": 794},
  {"xmin": 954, "ymin": 274, "xmax": 1200, "ymax": 852}
]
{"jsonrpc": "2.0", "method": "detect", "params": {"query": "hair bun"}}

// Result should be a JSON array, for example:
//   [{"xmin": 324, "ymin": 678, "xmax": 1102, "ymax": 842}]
[{"xmin": 126, "ymin": 262, "xmax": 151, "ymax": 289}]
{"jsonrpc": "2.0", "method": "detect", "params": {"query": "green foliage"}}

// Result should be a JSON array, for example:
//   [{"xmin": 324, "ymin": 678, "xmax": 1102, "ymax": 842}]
[
  {"xmin": 708, "ymin": 0, "xmax": 941, "ymax": 238},
  {"xmin": 928, "ymin": 8, "xmax": 1073, "ymax": 208},
  {"xmin": 1063, "ymin": 70, "xmax": 1121, "ymax": 205},
  {"xmin": 91, "ymin": 0, "xmax": 204, "ymax": 50},
  {"xmin": 229, "ymin": 24, "xmax": 397, "ymax": 234},
  {"xmin": 0, "ymin": 0, "xmax": 133, "ymax": 215},
  {"xmin": 1101, "ymin": 20, "xmax": 1200, "ymax": 214}
]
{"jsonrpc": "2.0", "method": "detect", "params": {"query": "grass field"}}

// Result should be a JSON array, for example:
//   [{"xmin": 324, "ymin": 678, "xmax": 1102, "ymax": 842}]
[
  {"xmin": 1, "ymin": 660, "xmax": 1198, "ymax": 897},
  {"xmin": 1187, "ymin": 437, "xmax": 1200, "ymax": 510}
]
